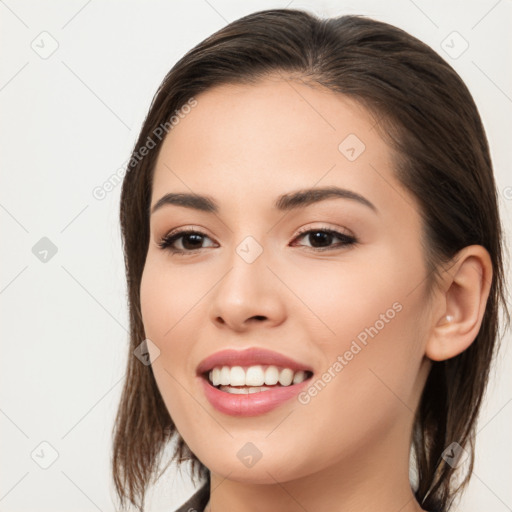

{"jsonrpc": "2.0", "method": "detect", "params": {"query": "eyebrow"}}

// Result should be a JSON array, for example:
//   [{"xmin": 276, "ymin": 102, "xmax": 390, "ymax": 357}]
[{"xmin": 150, "ymin": 186, "xmax": 377, "ymax": 215}]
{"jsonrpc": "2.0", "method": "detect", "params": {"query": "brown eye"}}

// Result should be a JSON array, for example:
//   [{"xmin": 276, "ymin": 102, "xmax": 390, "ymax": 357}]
[
  {"xmin": 292, "ymin": 228, "xmax": 357, "ymax": 251},
  {"xmin": 158, "ymin": 230, "xmax": 216, "ymax": 254}
]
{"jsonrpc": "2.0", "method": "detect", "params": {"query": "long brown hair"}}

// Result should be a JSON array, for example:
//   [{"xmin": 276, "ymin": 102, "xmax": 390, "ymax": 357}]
[{"xmin": 112, "ymin": 8, "xmax": 510, "ymax": 511}]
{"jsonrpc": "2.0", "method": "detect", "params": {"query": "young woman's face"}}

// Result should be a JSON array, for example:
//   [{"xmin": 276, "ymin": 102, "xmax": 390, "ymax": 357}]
[{"xmin": 140, "ymin": 78, "xmax": 434, "ymax": 484}]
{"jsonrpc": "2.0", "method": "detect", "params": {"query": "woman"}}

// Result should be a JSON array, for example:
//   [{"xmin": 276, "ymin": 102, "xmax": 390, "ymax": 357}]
[{"xmin": 112, "ymin": 8, "xmax": 509, "ymax": 512}]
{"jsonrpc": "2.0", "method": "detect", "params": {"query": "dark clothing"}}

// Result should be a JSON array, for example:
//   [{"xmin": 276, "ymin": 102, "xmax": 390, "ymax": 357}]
[{"xmin": 173, "ymin": 482, "xmax": 209, "ymax": 512}]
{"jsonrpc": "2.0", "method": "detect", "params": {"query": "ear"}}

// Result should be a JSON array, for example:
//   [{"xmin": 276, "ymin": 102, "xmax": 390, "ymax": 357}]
[{"xmin": 425, "ymin": 245, "xmax": 493, "ymax": 362}]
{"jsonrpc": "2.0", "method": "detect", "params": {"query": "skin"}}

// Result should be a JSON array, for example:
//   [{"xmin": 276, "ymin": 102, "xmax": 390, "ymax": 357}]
[{"xmin": 140, "ymin": 76, "xmax": 492, "ymax": 512}]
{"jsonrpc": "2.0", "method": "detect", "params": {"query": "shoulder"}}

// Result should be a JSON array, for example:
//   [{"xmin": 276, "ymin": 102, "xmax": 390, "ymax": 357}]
[{"xmin": 172, "ymin": 482, "xmax": 210, "ymax": 512}]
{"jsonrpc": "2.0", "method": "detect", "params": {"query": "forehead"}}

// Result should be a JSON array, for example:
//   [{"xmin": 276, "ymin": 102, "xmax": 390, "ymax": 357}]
[
  {"xmin": 163, "ymin": 78, "xmax": 380, "ymax": 153},
  {"xmin": 151, "ymin": 78, "xmax": 410, "ymax": 218}
]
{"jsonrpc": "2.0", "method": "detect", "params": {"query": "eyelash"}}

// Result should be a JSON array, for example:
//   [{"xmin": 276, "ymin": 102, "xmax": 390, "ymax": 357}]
[{"xmin": 157, "ymin": 225, "xmax": 357, "ymax": 255}]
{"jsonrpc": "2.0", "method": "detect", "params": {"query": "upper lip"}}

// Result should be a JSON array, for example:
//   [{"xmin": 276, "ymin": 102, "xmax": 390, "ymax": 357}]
[{"xmin": 196, "ymin": 347, "xmax": 314, "ymax": 376}]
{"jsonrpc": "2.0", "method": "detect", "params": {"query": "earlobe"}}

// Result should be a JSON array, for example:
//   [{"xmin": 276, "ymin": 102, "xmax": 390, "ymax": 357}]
[{"xmin": 425, "ymin": 245, "xmax": 493, "ymax": 362}]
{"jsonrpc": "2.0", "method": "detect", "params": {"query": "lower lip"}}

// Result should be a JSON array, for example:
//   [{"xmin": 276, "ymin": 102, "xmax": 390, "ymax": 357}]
[{"xmin": 199, "ymin": 375, "xmax": 312, "ymax": 417}]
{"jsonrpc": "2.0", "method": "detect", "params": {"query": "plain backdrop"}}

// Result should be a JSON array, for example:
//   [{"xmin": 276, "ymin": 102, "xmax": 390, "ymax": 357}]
[{"xmin": 1, "ymin": 1, "xmax": 511, "ymax": 511}]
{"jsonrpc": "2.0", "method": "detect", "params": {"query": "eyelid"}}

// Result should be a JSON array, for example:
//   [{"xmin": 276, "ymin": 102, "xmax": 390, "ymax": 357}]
[
  {"xmin": 162, "ymin": 225, "xmax": 213, "ymax": 239},
  {"xmin": 293, "ymin": 222, "xmax": 355, "ymax": 239},
  {"xmin": 156, "ymin": 225, "xmax": 218, "ymax": 251}
]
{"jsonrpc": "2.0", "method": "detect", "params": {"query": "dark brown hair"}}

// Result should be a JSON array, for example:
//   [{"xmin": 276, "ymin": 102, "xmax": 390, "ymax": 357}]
[{"xmin": 112, "ymin": 8, "xmax": 510, "ymax": 511}]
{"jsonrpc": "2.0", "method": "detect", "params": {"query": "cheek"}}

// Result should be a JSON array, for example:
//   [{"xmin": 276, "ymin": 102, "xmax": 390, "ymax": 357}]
[
  {"xmin": 286, "ymin": 246, "xmax": 427, "ymax": 405},
  {"xmin": 280, "ymin": 250, "xmax": 406, "ymax": 344},
  {"xmin": 139, "ymin": 266, "xmax": 163, "ymax": 336},
  {"xmin": 139, "ymin": 256, "xmax": 209, "ymax": 411},
  {"xmin": 293, "ymin": 305, "xmax": 424, "ymax": 470},
  {"xmin": 140, "ymin": 254, "xmax": 206, "ymax": 340}
]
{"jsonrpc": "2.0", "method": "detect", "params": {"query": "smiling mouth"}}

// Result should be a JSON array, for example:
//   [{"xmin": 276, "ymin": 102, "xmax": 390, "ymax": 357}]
[{"xmin": 201, "ymin": 368, "xmax": 314, "ymax": 394}]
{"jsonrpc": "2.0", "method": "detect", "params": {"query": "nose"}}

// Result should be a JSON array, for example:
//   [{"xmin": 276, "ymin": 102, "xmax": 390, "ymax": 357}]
[{"xmin": 208, "ymin": 243, "xmax": 286, "ymax": 332}]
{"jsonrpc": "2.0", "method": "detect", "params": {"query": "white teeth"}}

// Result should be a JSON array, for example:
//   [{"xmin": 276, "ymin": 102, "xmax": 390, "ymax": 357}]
[
  {"xmin": 292, "ymin": 370, "xmax": 307, "ymax": 384},
  {"xmin": 264, "ymin": 365, "xmax": 279, "ymax": 385},
  {"xmin": 219, "ymin": 385, "xmax": 274, "ymax": 394},
  {"xmin": 246, "ymin": 365, "xmax": 265, "ymax": 386},
  {"xmin": 278, "ymin": 368, "xmax": 294, "ymax": 386},
  {"xmin": 211, "ymin": 367, "xmax": 220, "ymax": 385},
  {"xmin": 208, "ymin": 365, "xmax": 310, "ymax": 387},
  {"xmin": 219, "ymin": 366, "xmax": 230, "ymax": 385},
  {"xmin": 230, "ymin": 366, "xmax": 246, "ymax": 386}
]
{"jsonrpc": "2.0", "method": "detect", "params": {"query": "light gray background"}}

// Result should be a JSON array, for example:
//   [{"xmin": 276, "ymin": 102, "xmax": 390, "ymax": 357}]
[{"xmin": 1, "ymin": 1, "xmax": 511, "ymax": 511}]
